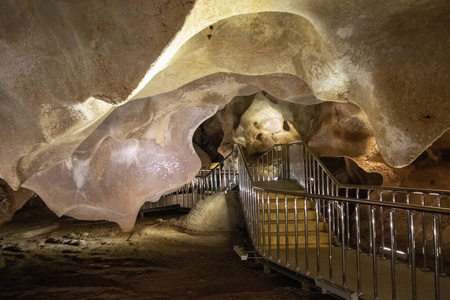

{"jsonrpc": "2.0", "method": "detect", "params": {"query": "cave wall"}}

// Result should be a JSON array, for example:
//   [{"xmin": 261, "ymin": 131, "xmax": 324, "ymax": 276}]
[{"xmin": 1, "ymin": 1, "xmax": 449, "ymax": 230}]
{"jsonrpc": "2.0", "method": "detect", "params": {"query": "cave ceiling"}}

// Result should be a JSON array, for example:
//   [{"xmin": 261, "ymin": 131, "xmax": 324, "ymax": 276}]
[{"xmin": 0, "ymin": 0, "xmax": 449, "ymax": 230}]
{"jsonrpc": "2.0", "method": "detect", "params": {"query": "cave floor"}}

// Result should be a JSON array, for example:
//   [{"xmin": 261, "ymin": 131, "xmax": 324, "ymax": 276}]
[{"xmin": 0, "ymin": 206, "xmax": 329, "ymax": 299}]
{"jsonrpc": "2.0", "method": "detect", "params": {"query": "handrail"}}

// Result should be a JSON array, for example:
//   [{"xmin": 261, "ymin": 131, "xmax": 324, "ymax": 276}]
[
  {"xmin": 244, "ymin": 141, "xmax": 450, "ymax": 200},
  {"xmin": 238, "ymin": 141, "xmax": 449, "ymax": 299},
  {"xmin": 252, "ymin": 186, "xmax": 450, "ymax": 215},
  {"xmin": 143, "ymin": 142, "xmax": 449, "ymax": 299},
  {"xmin": 253, "ymin": 141, "xmax": 450, "ymax": 196}
]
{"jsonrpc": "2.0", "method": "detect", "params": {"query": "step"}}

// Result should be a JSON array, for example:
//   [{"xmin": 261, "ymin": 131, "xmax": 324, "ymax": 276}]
[
  {"xmin": 260, "ymin": 231, "xmax": 329, "ymax": 247},
  {"xmin": 260, "ymin": 219, "xmax": 326, "ymax": 232},
  {"xmin": 261, "ymin": 209, "xmax": 316, "ymax": 221}
]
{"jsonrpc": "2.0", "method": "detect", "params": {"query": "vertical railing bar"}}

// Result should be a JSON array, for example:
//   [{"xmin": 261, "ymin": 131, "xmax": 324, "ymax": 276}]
[
  {"xmin": 304, "ymin": 194, "xmax": 310, "ymax": 275},
  {"xmin": 315, "ymin": 199, "xmax": 321, "ymax": 279},
  {"xmin": 371, "ymin": 206, "xmax": 378, "ymax": 299},
  {"xmin": 335, "ymin": 185, "xmax": 340, "ymax": 244},
  {"xmin": 285, "ymin": 194, "xmax": 290, "ymax": 267},
  {"xmin": 257, "ymin": 155, "xmax": 260, "ymax": 181},
  {"xmin": 262, "ymin": 191, "xmax": 266, "ymax": 256},
  {"xmin": 253, "ymin": 188, "xmax": 257, "ymax": 244},
  {"xmin": 219, "ymin": 163, "xmax": 222, "ymax": 191},
  {"xmin": 421, "ymin": 194, "xmax": 429, "ymax": 271},
  {"xmin": 268, "ymin": 192, "xmax": 272, "ymax": 259},
  {"xmin": 328, "ymin": 200, "xmax": 333, "ymax": 282},
  {"xmin": 307, "ymin": 152, "xmax": 311, "ymax": 194},
  {"xmin": 312, "ymin": 158, "xmax": 316, "ymax": 195},
  {"xmin": 407, "ymin": 193, "xmax": 412, "ymax": 267},
  {"xmin": 345, "ymin": 188, "xmax": 350, "ymax": 249},
  {"xmin": 410, "ymin": 211, "xmax": 417, "ymax": 300},
  {"xmin": 390, "ymin": 209, "xmax": 397, "ymax": 300},
  {"xmin": 433, "ymin": 213, "xmax": 440, "ymax": 300},
  {"xmin": 368, "ymin": 189, "xmax": 373, "ymax": 256},
  {"xmin": 305, "ymin": 145, "xmax": 309, "ymax": 193},
  {"xmin": 228, "ymin": 155, "xmax": 231, "ymax": 190},
  {"xmin": 380, "ymin": 190, "xmax": 385, "ymax": 260},
  {"xmin": 393, "ymin": 191, "xmax": 398, "ymax": 263},
  {"xmin": 356, "ymin": 204, "xmax": 362, "ymax": 296},
  {"xmin": 295, "ymin": 195, "xmax": 299, "ymax": 271},
  {"xmin": 272, "ymin": 148, "xmax": 275, "ymax": 181},
  {"xmin": 437, "ymin": 195, "xmax": 445, "ymax": 276},
  {"xmin": 286, "ymin": 144, "xmax": 290, "ymax": 179},
  {"xmin": 215, "ymin": 168, "xmax": 218, "ymax": 193},
  {"xmin": 321, "ymin": 168, "xmax": 325, "ymax": 195},
  {"xmin": 256, "ymin": 190, "xmax": 261, "ymax": 251},
  {"xmin": 276, "ymin": 193, "xmax": 281, "ymax": 263},
  {"xmin": 323, "ymin": 171, "xmax": 328, "ymax": 220},
  {"xmin": 341, "ymin": 203, "xmax": 346, "ymax": 288}
]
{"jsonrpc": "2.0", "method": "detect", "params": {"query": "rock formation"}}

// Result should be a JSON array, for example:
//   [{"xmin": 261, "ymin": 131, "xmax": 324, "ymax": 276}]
[
  {"xmin": 234, "ymin": 93, "xmax": 300, "ymax": 154},
  {"xmin": 0, "ymin": 1, "xmax": 449, "ymax": 231}
]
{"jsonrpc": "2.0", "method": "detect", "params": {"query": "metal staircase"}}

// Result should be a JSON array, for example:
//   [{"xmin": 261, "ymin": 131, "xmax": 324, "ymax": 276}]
[{"xmin": 143, "ymin": 141, "xmax": 450, "ymax": 300}]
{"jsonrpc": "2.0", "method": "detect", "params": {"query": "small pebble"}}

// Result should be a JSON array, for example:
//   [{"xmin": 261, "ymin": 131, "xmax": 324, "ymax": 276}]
[
  {"xmin": 81, "ymin": 232, "xmax": 89, "ymax": 238},
  {"xmin": 67, "ymin": 233, "xmax": 77, "ymax": 239}
]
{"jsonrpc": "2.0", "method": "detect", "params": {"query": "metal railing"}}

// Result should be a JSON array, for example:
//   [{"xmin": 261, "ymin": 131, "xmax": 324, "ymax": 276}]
[
  {"xmin": 141, "ymin": 148, "xmax": 239, "ymax": 211},
  {"xmin": 143, "ymin": 141, "xmax": 450, "ymax": 299},
  {"xmin": 239, "ymin": 141, "xmax": 450, "ymax": 299}
]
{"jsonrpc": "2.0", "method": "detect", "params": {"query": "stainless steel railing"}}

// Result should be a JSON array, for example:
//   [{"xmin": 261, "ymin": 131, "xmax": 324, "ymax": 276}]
[
  {"xmin": 141, "ymin": 148, "xmax": 239, "ymax": 210},
  {"xmin": 239, "ymin": 141, "xmax": 450, "ymax": 299},
  {"xmin": 143, "ymin": 141, "xmax": 450, "ymax": 299}
]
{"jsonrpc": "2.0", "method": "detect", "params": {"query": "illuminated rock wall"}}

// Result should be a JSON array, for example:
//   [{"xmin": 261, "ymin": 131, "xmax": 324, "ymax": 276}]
[{"xmin": 1, "ymin": 1, "xmax": 449, "ymax": 230}]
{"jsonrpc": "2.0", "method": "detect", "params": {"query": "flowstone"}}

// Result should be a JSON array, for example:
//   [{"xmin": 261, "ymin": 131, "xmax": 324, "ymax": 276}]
[
  {"xmin": 234, "ymin": 93, "xmax": 300, "ymax": 154},
  {"xmin": 0, "ymin": 1, "xmax": 449, "ymax": 230}
]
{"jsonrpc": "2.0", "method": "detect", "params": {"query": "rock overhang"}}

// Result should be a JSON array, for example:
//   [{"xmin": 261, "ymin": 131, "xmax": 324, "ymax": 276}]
[{"xmin": 0, "ymin": 0, "xmax": 449, "ymax": 230}]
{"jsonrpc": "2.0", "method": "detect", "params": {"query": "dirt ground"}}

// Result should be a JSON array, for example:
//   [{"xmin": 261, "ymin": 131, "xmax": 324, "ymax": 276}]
[{"xmin": 0, "ymin": 206, "xmax": 330, "ymax": 299}]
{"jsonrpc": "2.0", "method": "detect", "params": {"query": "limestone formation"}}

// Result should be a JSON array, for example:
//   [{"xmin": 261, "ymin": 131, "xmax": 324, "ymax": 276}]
[
  {"xmin": 234, "ymin": 93, "xmax": 300, "ymax": 154},
  {"xmin": 0, "ymin": 1, "xmax": 449, "ymax": 230}
]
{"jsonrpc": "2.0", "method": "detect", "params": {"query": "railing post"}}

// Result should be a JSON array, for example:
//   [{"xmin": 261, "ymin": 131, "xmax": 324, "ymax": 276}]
[
  {"xmin": 256, "ymin": 190, "xmax": 260, "ymax": 251},
  {"xmin": 433, "ymin": 213, "xmax": 440, "ymax": 300},
  {"xmin": 286, "ymin": 144, "xmax": 290, "ymax": 180},
  {"xmin": 345, "ymin": 188, "xmax": 350, "ymax": 249},
  {"xmin": 341, "ymin": 203, "xmax": 347, "ymax": 288},
  {"xmin": 371, "ymin": 206, "xmax": 378, "ymax": 298},
  {"xmin": 380, "ymin": 190, "xmax": 385, "ymax": 260},
  {"xmin": 284, "ymin": 194, "xmax": 289, "ymax": 267},
  {"xmin": 276, "ymin": 193, "xmax": 281, "ymax": 263},
  {"xmin": 262, "ymin": 191, "xmax": 266, "ymax": 257},
  {"xmin": 327, "ymin": 200, "xmax": 333, "ymax": 283},
  {"xmin": 437, "ymin": 195, "xmax": 445, "ymax": 276},
  {"xmin": 304, "ymin": 194, "xmax": 309, "ymax": 275},
  {"xmin": 268, "ymin": 192, "xmax": 272, "ymax": 259},
  {"xmin": 390, "ymin": 209, "xmax": 397, "ymax": 300},
  {"xmin": 277, "ymin": 145, "xmax": 280, "ymax": 180},
  {"xmin": 315, "ymin": 199, "xmax": 321, "ymax": 279},
  {"xmin": 410, "ymin": 211, "xmax": 417, "ymax": 300},
  {"xmin": 421, "ymin": 194, "xmax": 429, "ymax": 271},
  {"xmin": 368, "ymin": 190, "xmax": 373, "ymax": 256},
  {"xmin": 294, "ymin": 195, "xmax": 299, "ymax": 271},
  {"xmin": 270, "ymin": 148, "xmax": 275, "ymax": 180},
  {"xmin": 355, "ymin": 204, "xmax": 362, "ymax": 296}
]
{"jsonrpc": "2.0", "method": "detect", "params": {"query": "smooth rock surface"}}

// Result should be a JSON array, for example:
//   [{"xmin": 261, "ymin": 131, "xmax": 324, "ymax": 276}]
[{"xmin": 1, "ymin": 1, "xmax": 449, "ymax": 230}]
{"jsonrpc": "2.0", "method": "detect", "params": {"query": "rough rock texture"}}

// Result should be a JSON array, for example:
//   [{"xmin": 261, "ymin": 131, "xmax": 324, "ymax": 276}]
[
  {"xmin": 234, "ymin": 93, "xmax": 300, "ymax": 154},
  {"xmin": 0, "ymin": 180, "xmax": 34, "ymax": 227},
  {"xmin": 1, "ymin": 1, "xmax": 449, "ymax": 230},
  {"xmin": 175, "ymin": 192, "xmax": 240, "ymax": 232},
  {"xmin": 193, "ymin": 143, "xmax": 212, "ymax": 169}
]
